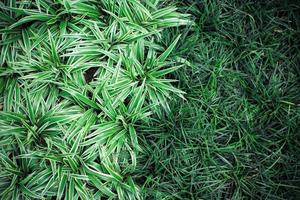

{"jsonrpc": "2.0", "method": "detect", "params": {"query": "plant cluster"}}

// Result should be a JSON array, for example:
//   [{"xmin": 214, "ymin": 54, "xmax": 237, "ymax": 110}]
[
  {"xmin": 135, "ymin": 1, "xmax": 300, "ymax": 199},
  {"xmin": 0, "ymin": 0, "xmax": 190, "ymax": 199},
  {"xmin": 1, "ymin": 0, "xmax": 300, "ymax": 200}
]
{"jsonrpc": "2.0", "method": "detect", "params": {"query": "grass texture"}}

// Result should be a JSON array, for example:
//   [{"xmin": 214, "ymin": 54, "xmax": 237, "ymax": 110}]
[{"xmin": 0, "ymin": 0, "xmax": 299, "ymax": 199}]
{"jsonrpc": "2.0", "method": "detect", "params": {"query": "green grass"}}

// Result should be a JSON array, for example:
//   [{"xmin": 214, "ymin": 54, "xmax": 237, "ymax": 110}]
[{"xmin": 0, "ymin": 0, "xmax": 299, "ymax": 199}]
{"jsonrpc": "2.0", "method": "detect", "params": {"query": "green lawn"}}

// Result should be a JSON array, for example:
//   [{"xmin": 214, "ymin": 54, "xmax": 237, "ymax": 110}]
[{"xmin": 0, "ymin": 0, "xmax": 299, "ymax": 199}]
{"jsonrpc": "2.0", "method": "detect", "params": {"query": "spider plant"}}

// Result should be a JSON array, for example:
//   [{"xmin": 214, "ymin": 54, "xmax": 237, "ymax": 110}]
[{"xmin": 0, "ymin": 0, "xmax": 191, "ymax": 199}]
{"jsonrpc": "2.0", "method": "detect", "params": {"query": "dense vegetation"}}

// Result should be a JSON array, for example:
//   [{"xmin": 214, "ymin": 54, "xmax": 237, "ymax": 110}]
[{"xmin": 0, "ymin": 0, "xmax": 299, "ymax": 199}]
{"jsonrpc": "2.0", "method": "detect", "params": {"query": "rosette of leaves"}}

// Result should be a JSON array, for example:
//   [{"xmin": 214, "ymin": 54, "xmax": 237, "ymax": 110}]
[{"xmin": 0, "ymin": 0, "xmax": 190, "ymax": 199}]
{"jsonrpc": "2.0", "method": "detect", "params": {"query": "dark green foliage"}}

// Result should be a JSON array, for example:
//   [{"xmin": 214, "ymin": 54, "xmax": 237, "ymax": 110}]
[{"xmin": 136, "ymin": 1, "xmax": 300, "ymax": 199}]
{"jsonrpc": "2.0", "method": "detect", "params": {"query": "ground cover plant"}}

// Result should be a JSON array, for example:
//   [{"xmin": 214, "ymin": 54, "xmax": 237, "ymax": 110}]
[{"xmin": 0, "ymin": 0, "xmax": 299, "ymax": 199}]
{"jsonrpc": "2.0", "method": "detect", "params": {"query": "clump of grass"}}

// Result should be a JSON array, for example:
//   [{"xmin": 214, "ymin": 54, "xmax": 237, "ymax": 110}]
[
  {"xmin": 135, "ymin": 0, "xmax": 300, "ymax": 199},
  {"xmin": 0, "ymin": 0, "xmax": 190, "ymax": 199}
]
